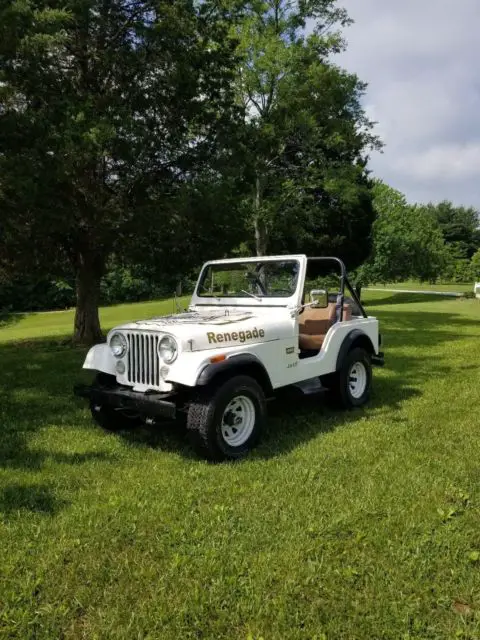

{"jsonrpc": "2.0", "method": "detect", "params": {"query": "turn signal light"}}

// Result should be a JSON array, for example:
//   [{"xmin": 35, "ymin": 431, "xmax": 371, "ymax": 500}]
[{"xmin": 210, "ymin": 354, "xmax": 226, "ymax": 364}]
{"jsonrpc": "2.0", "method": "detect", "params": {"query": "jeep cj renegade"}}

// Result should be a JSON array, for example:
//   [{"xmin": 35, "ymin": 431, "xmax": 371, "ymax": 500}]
[{"xmin": 74, "ymin": 256, "xmax": 384, "ymax": 460}]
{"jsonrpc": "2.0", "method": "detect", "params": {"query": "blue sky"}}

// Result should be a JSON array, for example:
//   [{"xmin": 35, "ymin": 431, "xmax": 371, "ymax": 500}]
[{"xmin": 335, "ymin": 0, "xmax": 480, "ymax": 208}]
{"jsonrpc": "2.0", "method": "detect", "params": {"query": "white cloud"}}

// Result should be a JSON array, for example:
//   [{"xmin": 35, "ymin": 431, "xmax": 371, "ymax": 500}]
[
  {"xmin": 333, "ymin": 0, "xmax": 480, "ymax": 207},
  {"xmin": 393, "ymin": 143, "xmax": 480, "ymax": 181}
]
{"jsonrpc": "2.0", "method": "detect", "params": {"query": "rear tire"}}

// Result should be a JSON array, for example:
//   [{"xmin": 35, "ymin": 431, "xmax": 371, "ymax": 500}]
[
  {"xmin": 326, "ymin": 347, "xmax": 372, "ymax": 409},
  {"xmin": 187, "ymin": 375, "xmax": 266, "ymax": 461}
]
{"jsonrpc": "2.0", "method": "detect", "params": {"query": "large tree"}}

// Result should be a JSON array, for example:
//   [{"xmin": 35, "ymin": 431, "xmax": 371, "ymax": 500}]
[
  {"xmin": 0, "ymin": 0, "xmax": 241, "ymax": 343},
  {"xmin": 232, "ymin": 0, "xmax": 379, "ymax": 263}
]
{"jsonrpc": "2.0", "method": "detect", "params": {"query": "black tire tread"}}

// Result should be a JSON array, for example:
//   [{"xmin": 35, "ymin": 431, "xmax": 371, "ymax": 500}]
[
  {"xmin": 187, "ymin": 392, "xmax": 217, "ymax": 459},
  {"xmin": 187, "ymin": 375, "xmax": 266, "ymax": 461}
]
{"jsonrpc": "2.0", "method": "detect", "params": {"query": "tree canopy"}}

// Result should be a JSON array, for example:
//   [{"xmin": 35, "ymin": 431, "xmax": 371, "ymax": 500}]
[
  {"xmin": 0, "ymin": 0, "xmax": 242, "ymax": 343},
  {"xmin": 231, "ymin": 0, "xmax": 380, "ymax": 264},
  {"xmin": 424, "ymin": 201, "xmax": 479, "ymax": 260}
]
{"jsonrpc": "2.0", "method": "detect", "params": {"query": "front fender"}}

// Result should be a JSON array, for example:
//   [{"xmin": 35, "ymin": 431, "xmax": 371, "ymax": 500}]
[
  {"xmin": 166, "ymin": 347, "xmax": 270, "ymax": 388},
  {"xmin": 83, "ymin": 343, "xmax": 116, "ymax": 376},
  {"xmin": 196, "ymin": 353, "xmax": 272, "ymax": 390}
]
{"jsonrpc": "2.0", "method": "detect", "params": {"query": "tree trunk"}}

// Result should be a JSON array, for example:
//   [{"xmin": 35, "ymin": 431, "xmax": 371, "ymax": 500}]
[
  {"xmin": 73, "ymin": 251, "xmax": 104, "ymax": 345},
  {"xmin": 254, "ymin": 174, "xmax": 268, "ymax": 256}
]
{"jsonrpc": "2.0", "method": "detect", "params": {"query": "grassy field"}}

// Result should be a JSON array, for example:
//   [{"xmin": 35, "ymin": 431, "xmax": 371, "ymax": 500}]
[
  {"xmin": 1, "ymin": 292, "xmax": 480, "ymax": 639},
  {"xmin": 366, "ymin": 280, "xmax": 474, "ymax": 293}
]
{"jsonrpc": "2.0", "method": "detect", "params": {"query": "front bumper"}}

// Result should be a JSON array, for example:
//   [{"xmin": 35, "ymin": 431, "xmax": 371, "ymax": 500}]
[{"xmin": 73, "ymin": 383, "xmax": 176, "ymax": 419}]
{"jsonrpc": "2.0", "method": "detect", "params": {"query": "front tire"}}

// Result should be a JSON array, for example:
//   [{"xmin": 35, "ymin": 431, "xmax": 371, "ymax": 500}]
[
  {"xmin": 187, "ymin": 375, "xmax": 266, "ymax": 461},
  {"xmin": 327, "ymin": 347, "xmax": 372, "ymax": 408}
]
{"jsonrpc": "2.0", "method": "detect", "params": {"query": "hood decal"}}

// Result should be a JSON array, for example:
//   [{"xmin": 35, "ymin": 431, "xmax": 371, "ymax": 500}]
[{"xmin": 134, "ymin": 310, "xmax": 255, "ymax": 327}]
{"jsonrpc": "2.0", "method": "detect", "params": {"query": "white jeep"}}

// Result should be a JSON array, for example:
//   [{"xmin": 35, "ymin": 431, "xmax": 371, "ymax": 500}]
[{"xmin": 74, "ymin": 255, "xmax": 384, "ymax": 460}]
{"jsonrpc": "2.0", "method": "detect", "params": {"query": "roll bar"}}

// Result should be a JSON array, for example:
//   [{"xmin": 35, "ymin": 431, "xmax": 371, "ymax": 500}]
[{"xmin": 307, "ymin": 257, "xmax": 367, "ymax": 320}]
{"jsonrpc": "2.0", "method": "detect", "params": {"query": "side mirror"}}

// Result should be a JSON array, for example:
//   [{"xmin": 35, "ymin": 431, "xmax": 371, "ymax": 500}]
[{"xmin": 310, "ymin": 289, "xmax": 328, "ymax": 308}]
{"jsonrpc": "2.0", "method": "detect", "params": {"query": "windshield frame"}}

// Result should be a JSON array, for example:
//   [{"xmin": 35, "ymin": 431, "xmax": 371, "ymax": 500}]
[{"xmin": 191, "ymin": 256, "xmax": 306, "ymax": 308}]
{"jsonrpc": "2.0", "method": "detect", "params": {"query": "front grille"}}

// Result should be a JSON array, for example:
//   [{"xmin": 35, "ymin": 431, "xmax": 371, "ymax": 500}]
[{"xmin": 126, "ymin": 332, "xmax": 161, "ymax": 387}]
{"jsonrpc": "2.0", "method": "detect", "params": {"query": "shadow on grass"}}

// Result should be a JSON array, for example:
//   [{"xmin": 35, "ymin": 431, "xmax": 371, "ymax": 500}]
[
  {"xmin": 0, "ymin": 301, "xmax": 478, "ymax": 465},
  {"xmin": 114, "ymin": 358, "xmax": 423, "ymax": 461},
  {"xmin": 0, "ymin": 339, "xmax": 115, "ymax": 477},
  {"xmin": 254, "ymin": 357, "xmax": 422, "ymax": 459},
  {"xmin": 0, "ymin": 310, "xmax": 26, "ymax": 328},
  {"xmin": 362, "ymin": 291, "xmax": 463, "ymax": 307},
  {"xmin": 0, "ymin": 483, "xmax": 67, "ymax": 516}
]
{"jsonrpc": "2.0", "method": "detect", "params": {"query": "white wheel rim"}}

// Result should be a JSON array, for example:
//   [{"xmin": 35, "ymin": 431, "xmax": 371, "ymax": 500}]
[
  {"xmin": 221, "ymin": 395, "xmax": 256, "ymax": 447},
  {"xmin": 348, "ymin": 362, "xmax": 367, "ymax": 399}
]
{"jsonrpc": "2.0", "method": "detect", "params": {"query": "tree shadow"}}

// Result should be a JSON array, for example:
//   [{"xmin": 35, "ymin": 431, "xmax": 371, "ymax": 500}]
[
  {"xmin": 0, "ymin": 339, "xmax": 114, "ymax": 476},
  {"xmin": 117, "ymin": 418, "xmax": 199, "ymax": 460},
  {"xmin": 0, "ymin": 298, "xmax": 477, "ymax": 465},
  {"xmin": 370, "ymin": 309, "xmax": 480, "ymax": 350},
  {"xmin": 0, "ymin": 310, "xmax": 25, "ymax": 327},
  {"xmin": 362, "ymin": 292, "xmax": 463, "ymax": 307},
  {"xmin": 0, "ymin": 433, "xmax": 115, "ymax": 470},
  {"xmin": 253, "ymin": 361, "xmax": 421, "ymax": 460},
  {"xmin": 0, "ymin": 483, "xmax": 67, "ymax": 517}
]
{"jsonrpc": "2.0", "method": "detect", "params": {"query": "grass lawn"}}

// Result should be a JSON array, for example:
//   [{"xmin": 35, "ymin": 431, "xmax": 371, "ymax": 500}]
[
  {"xmin": 366, "ymin": 280, "xmax": 473, "ymax": 294},
  {"xmin": 1, "ymin": 292, "xmax": 480, "ymax": 639}
]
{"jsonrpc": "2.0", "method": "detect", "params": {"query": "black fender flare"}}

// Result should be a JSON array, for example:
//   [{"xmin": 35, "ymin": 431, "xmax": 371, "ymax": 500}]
[
  {"xmin": 335, "ymin": 330, "xmax": 376, "ymax": 371},
  {"xmin": 196, "ymin": 353, "xmax": 273, "ymax": 394}
]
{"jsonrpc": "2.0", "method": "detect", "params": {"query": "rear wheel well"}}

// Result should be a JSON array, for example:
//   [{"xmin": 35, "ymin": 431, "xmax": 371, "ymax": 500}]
[
  {"xmin": 335, "ymin": 331, "xmax": 375, "ymax": 372},
  {"xmin": 349, "ymin": 334, "xmax": 375, "ymax": 356}
]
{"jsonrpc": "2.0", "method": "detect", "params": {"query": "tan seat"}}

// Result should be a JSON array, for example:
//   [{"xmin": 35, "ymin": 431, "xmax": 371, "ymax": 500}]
[{"xmin": 299, "ymin": 303, "xmax": 352, "ymax": 351}]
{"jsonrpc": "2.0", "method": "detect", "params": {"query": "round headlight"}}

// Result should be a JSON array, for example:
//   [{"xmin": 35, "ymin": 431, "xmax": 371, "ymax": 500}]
[
  {"xmin": 159, "ymin": 335, "xmax": 178, "ymax": 364},
  {"xmin": 110, "ymin": 332, "xmax": 127, "ymax": 358}
]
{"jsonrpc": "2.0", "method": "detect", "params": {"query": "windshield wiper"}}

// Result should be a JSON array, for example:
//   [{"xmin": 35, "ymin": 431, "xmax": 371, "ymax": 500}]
[{"xmin": 241, "ymin": 290, "xmax": 262, "ymax": 301}]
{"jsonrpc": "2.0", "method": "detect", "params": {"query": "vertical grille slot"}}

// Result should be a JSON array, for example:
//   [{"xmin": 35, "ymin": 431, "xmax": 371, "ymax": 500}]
[{"xmin": 125, "ymin": 332, "xmax": 160, "ymax": 388}]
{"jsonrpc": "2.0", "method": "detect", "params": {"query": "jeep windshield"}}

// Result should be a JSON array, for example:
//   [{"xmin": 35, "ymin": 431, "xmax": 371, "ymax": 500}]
[{"xmin": 197, "ymin": 260, "xmax": 299, "ymax": 299}]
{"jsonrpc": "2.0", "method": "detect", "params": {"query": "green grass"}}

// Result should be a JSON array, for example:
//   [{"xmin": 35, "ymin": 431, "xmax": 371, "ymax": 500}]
[
  {"xmin": 1, "ymin": 292, "xmax": 480, "ymax": 639},
  {"xmin": 0, "ymin": 296, "xmax": 191, "ymax": 343},
  {"xmin": 366, "ymin": 280, "xmax": 473, "ymax": 293}
]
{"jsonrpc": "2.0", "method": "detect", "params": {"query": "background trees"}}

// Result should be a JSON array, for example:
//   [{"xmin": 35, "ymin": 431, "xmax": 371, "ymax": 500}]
[
  {"xmin": 423, "ymin": 201, "xmax": 480, "ymax": 283},
  {"xmin": 355, "ymin": 183, "xmax": 480, "ymax": 287},
  {"xmin": 425, "ymin": 201, "xmax": 480, "ymax": 260},
  {"xmin": 1, "ymin": 1, "xmax": 478, "ymax": 340},
  {"xmin": 357, "ymin": 182, "xmax": 448, "ymax": 286}
]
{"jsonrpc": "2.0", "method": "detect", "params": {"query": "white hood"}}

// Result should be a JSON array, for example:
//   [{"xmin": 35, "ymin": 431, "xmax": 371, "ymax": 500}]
[{"xmin": 114, "ymin": 307, "xmax": 294, "ymax": 351}]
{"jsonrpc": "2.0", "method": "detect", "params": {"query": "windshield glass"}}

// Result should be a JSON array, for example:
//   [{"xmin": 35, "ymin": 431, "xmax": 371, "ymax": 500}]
[{"xmin": 197, "ymin": 260, "xmax": 300, "ymax": 299}]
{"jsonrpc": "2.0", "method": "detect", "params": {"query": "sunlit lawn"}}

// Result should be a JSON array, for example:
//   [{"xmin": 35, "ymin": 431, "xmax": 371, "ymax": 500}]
[
  {"xmin": 366, "ymin": 280, "xmax": 473, "ymax": 293},
  {"xmin": 0, "ymin": 291, "xmax": 479, "ymax": 639}
]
